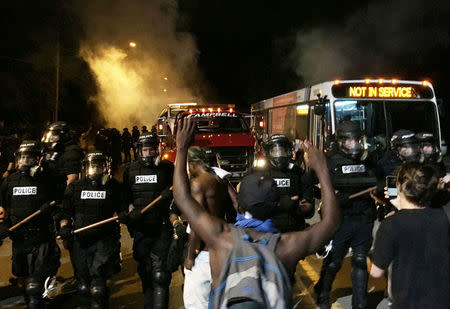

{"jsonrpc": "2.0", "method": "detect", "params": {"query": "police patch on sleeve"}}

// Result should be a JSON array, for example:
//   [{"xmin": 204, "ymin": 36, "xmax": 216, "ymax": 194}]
[
  {"xmin": 273, "ymin": 178, "xmax": 291, "ymax": 188},
  {"xmin": 13, "ymin": 186, "xmax": 37, "ymax": 195},
  {"xmin": 135, "ymin": 175, "xmax": 157, "ymax": 184},
  {"xmin": 81, "ymin": 191, "xmax": 106, "ymax": 199}
]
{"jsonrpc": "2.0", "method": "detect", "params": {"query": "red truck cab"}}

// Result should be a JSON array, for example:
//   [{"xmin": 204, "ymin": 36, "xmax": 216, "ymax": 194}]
[{"xmin": 156, "ymin": 104, "xmax": 255, "ymax": 183}]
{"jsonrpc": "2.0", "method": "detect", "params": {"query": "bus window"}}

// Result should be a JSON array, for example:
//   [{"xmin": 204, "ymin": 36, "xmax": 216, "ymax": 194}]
[{"xmin": 385, "ymin": 101, "xmax": 438, "ymax": 139}]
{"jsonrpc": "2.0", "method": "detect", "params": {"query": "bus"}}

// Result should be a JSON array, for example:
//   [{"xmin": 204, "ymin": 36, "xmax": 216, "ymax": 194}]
[{"xmin": 251, "ymin": 79, "xmax": 442, "ymax": 162}]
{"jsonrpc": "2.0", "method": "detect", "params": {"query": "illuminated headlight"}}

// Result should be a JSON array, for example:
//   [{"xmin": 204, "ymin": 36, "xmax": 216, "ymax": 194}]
[{"xmin": 253, "ymin": 158, "xmax": 266, "ymax": 168}]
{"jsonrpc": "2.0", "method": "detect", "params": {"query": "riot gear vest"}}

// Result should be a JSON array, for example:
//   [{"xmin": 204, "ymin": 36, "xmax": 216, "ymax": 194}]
[
  {"xmin": 327, "ymin": 150, "xmax": 377, "ymax": 216},
  {"xmin": 2, "ymin": 172, "xmax": 54, "ymax": 244},
  {"xmin": 65, "ymin": 178, "xmax": 121, "ymax": 244},
  {"xmin": 124, "ymin": 160, "xmax": 173, "ymax": 234},
  {"xmin": 256, "ymin": 165, "xmax": 304, "ymax": 232}
]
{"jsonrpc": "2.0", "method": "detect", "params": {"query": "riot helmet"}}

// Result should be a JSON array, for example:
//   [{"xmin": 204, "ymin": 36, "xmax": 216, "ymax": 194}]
[
  {"xmin": 416, "ymin": 132, "xmax": 441, "ymax": 163},
  {"xmin": 390, "ymin": 129, "xmax": 418, "ymax": 162},
  {"xmin": 41, "ymin": 121, "xmax": 69, "ymax": 151},
  {"xmin": 138, "ymin": 133, "xmax": 159, "ymax": 166},
  {"xmin": 81, "ymin": 152, "xmax": 110, "ymax": 185},
  {"xmin": 336, "ymin": 121, "xmax": 366, "ymax": 160},
  {"xmin": 16, "ymin": 140, "xmax": 41, "ymax": 174},
  {"xmin": 264, "ymin": 134, "xmax": 293, "ymax": 170}
]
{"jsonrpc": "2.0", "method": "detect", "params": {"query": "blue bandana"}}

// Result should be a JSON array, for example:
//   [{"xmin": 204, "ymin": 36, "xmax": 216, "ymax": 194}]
[{"xmin": 234, "ymin": 214, "xmax": 279, "ymax": 233}]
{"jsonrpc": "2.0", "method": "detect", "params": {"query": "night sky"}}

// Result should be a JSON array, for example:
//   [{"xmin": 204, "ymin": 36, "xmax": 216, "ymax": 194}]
[{"xmin": 1, "ymin": 0, "xmax": 449, "ymax": 139}]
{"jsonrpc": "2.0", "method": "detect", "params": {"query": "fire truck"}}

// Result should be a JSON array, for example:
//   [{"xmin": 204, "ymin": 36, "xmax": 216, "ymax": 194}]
[
  {"xmin": 156, "ymin": 102, "xmax": 255, "ymax": 183},
  {"xmin": 251, "ymin": 79, "xmax": 443, "ymax": 166}
]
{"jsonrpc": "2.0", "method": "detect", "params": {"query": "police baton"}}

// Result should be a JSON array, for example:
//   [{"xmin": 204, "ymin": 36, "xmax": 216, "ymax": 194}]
[
  {"xmin": 348, "ymin": 186, "xmax": 377, "ymax": 200},
  {"xmin": 8, "ymin": 201, "xmax": 56, "ymax": 232},
  {"xmin": 70, "ymin": 186, "xmax": 173, "ymax": 235}
]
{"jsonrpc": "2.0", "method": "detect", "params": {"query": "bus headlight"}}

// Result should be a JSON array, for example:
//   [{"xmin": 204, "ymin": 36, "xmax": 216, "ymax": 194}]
[{"xmin": 253, "ymin": 158, "xmax": 266, "ymax": 168}]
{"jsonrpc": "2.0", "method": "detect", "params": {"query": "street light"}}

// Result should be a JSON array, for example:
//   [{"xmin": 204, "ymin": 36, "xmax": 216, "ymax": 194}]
[{"xmin": 129, "ymin": 41, "xmax": 137, "ymax": 48}]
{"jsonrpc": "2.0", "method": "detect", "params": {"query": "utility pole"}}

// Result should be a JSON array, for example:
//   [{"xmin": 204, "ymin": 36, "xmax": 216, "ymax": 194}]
[
  {"xmin": 55, "ymin": 36, "xmax": 60, "ymax": 122},
  {"xmin": 54, "ymin": 0, "xmax": 61, "ymax": 122}
]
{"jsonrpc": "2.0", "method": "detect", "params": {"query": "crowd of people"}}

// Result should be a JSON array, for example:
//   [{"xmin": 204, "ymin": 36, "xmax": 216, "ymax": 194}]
[{"xmin": 0, "ymin": 117, "xmax": 448, "ymax": 309}]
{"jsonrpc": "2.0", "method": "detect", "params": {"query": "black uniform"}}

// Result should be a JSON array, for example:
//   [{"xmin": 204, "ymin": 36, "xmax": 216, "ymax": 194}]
[
  {"xmin": 257, "ymin": 134, "xmax": 315, "ymax": 233},
  {"xmin": 256, "ymin": 163, "xmax": 314, "ymax": 232},
  {"xmin": 0, "ymin": 169, "xmax": 61, "ymax": 308},
  {"xmin": 62, "ymin": 177, "xmax": 122, "ymax": 308},
  {"xmin": 122, "ymin": 159, "xmax": 174, "ymax": 309},
  {"xmin": 315, "ymin": 149, "xmax": 377, "ymax": 309}
]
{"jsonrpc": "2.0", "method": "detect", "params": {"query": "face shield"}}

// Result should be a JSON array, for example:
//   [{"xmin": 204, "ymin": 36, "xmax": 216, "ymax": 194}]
[
  {"xmin": 338, "ymin": 133, "xmax": 366, "ymax": 159},
  {"xmin": 41, "ymin": 130, "xmax": 61, "ymax": 155},
  {"xmin": 139, "ymin": 143, "xmax": 158, "ymax": 165},
  {"xmin": 268, "ymin": 144, "xmax": 292, "ymax": 170},
  {"xmin": 16, "ymin": 152, "xmax": 40, "ymax": 172},
  {"xmin": 397, "ymin": 143, "xmax": 419, "ymax": 162},
  {"xmin": 82, "ymin": 155, "xmax": 109, "ymax": 182},
  {"xmin": 419, "ymin": 142, "xmax": 440, "ymax": 163}
]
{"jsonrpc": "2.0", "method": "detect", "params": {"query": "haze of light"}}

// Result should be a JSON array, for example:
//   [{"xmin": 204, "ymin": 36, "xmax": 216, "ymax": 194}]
[{"xmin": 80, "ymin": 43, "xmax": 192, "ymax": 129}]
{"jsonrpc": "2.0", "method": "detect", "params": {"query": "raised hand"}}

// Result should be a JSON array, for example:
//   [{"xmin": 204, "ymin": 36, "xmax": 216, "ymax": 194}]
[
  {"xmin": 176, "ymin": 117, "xmax": 196, "ymax": 151},
  {"xmin": 301, "ymin": 141, "xmax": 327, "ymax": 172}
]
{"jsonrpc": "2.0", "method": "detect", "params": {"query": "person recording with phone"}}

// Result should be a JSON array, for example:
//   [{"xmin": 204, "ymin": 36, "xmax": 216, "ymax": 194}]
[{"xmin": 370, "ymin": 162, "xmax": 448, "ymax": 308}]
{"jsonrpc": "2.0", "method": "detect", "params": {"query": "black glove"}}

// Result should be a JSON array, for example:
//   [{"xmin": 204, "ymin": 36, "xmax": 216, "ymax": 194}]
[
  {"xmin": 59, "ymin": 225, "xmax": 73, "ymax": 240},
  {"xmin": 0, "ymin": 225, "xmax": 9, "ymax": 240},
  {"xmin": 117, "ymin": 211, "xmax": 130, "ymax": 224},
  {"xmin": 336, "ymin": 191, "xmax": 350, "ymax": 206},
  {"xmin": 160, "ymin": 188, "xmax": 173, "ymax": 201},
  {"xmin": 39, "ymin": 202, "xmax": 53, "ymax": 215},
  {"xmin": 128, "ymin": 209, "xmax": 143, "ymax": 224},
  {"xmin": 173, "ymin": 221, "xmax": 186, "ymax": 240},
  {"xmin": 279, "ymin": 195, "xmax": 298, "ymax": 211}
]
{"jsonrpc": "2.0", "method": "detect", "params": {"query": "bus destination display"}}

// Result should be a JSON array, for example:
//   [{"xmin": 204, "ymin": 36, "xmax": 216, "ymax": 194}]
[{"xmin": 332, "ymin": 83, "xmax": 433, "ymax": 99}]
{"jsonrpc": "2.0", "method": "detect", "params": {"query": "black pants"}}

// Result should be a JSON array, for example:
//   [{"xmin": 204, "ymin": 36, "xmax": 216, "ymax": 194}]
[
  {"xmin": 315, "ymin": 218, "xmax": 373, "ymax": 309},
  {"xmin": 12, "ymin": 239, "xmax": 61, "ymax": 306},
  {"xmin": 72, "ymin": 237, "xmax": 121, "ymax": 308},
  {"xmin": 133, "ymin": 227, "xmax": 172, "ymax": 309}
]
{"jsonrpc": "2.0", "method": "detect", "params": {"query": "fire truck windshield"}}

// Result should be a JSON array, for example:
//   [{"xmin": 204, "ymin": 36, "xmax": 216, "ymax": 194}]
[
  {"xmin": 195, "ymin": 116, "xmax": 249, "ymax": 133},
  {"xmin": 334, "ymin": 100, "xmax": 438, "ymax": 151}
]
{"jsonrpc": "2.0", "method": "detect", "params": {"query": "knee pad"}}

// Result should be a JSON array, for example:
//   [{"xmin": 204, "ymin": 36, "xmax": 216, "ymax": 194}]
[
  {"xmin": 90, "ymin": 279, "xmax": 107, "ymax": 298},
  {"xmin": 152, "ymin": 271, "xmax": 170, "ymax": 287},
  {"xmin": 351, "ymin": 253, "xmax": 367, "ymax": 270},
  {"xmin": 25, "ymin": 279, "xmax": 42, "ymax": 297},
  {"xmin": 327, "ymin": 258, "xmax": 343, "ymax": 273}
]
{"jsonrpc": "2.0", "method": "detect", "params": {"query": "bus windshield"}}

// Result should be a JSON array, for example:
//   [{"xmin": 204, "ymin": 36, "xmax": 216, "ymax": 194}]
[
  {"xmin": 333, "ymin": 100, "xmax": 438, "ymax": 151},
  {"xmin": 195, "ymin": 116, "xmax": 249, "ymax": 133}
]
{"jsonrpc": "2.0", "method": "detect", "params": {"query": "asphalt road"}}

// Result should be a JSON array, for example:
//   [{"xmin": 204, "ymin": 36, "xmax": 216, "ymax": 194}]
[{"xmin": 0, "ymin": 220, "xmax": 390, "ymax": 309}]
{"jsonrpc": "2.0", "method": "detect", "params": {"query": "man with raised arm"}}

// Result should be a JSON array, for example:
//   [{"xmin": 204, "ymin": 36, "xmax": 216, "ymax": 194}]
[{"xmin": 173, "ymin": 118, "xmax": 340, "ymax": 308}]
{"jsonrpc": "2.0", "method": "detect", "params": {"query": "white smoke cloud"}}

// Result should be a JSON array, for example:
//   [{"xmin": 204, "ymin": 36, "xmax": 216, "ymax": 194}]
[
  {"xmin": 291, "ymin": 0, "xmax": 450, "ymax": 84},
  {"xmin": 74, "ymin": 0, "xmax": 208, "ymax": 129}
]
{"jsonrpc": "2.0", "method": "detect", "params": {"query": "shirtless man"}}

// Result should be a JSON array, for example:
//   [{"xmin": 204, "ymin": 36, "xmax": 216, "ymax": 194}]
[
  {"xmin": 183, "ymin": 146, "xmax": 234, "ymax": 309},
  {"xmin": 173, "ymin": 118, "xmax": 340, "ymax": 308}
]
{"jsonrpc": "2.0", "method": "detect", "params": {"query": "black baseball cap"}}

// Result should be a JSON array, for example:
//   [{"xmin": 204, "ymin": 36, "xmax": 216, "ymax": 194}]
[{"xmin": 238, "ymin": 173, "xmax": 279, "ymax": 220}]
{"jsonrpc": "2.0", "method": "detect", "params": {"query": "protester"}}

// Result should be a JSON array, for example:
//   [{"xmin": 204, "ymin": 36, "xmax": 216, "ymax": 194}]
[
  {"xmin": 183, "ymin": 146, "xmax": 233, "ymax": 309},
  {"xmin": 173, "ymin": 117, "xmax": 339, "ymax": 308}
]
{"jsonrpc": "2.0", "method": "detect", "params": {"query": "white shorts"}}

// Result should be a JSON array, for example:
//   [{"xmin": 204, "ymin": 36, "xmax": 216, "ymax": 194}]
[{"xmin": 183, "ymin": 251, "xmax": 212, "ymax": 309}]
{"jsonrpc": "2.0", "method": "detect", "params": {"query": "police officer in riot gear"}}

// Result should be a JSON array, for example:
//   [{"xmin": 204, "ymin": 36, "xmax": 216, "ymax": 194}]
[
  {"xmin": 256, "ymin": 134, "xmax": 314, "ymax": 233},
  {"xmin": 0, "ymin": 141, "xmax": 61, "ymax": 308},
  {"xmin": 41, "ymin": 121, "xmax": 83, "ymax": 188},
  {"xmin": 59, "ymin": 152, "xmax": 122, "ymax": 309},
  {"xmin": 119, "ymin": 132, "xmax": 173, "ymax": 309},
  {"xmin": 374, "ymin": 130, "xmax": 420, "ymax": 216},
  {"xmin": 41, "ymin": 121, "xmax": 84, "ymax": 292},
  {"xmin": 315, "ymin": 121, "xmax": 377, "ymax": 309},
  {"xmin": 415, "ymin": 132, "xmax": 446, "ymax": 176}
]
